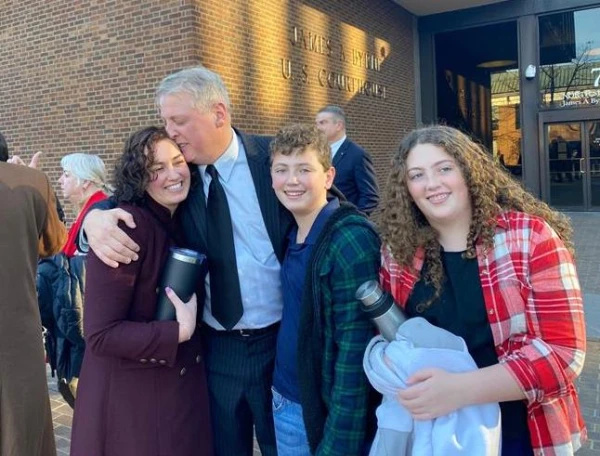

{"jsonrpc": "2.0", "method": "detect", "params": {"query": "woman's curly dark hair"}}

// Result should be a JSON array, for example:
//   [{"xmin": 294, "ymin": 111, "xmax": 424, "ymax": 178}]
[
  {"xmin": 381, "ymin": 125, "xmax": 574, "ymax": 311},
  {"xmin": 112, "ymin": 126, "xmax": 170, "ymax": 205}
]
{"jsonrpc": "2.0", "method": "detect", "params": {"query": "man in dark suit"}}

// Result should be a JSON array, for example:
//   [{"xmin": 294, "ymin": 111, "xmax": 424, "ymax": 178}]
[
  {"xmin": 82, "ymin": 67, "xmax": 293, "ymax": 456},
  {"xmin": 315, "ymin": 105, "xmax": 379, "ymax": 215}
]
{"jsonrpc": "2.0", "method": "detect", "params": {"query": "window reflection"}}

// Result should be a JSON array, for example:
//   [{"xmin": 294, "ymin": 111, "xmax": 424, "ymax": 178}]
[
  {"xmin": 547, "ymin": 123, "xmax": 583, "ymax": 208},
  {"xmin": 434, "ymin": 21, "xmax": 521, "ymax": 179},
  {"xmin": 491, "ymin": 70, "xmax": 522, "ymax": 176},
  {"xmin": 589, "ymin": 122, "xmax": 600, "ymax": 207},
  {"xmin": 539, "ymin": 8, "xmax": 600, "ymax": 108}
]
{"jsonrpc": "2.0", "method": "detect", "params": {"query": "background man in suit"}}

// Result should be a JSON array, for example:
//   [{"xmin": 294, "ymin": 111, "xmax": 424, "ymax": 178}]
[
  {"xmin": 83, "ymin": 66, "xmax": 292, "ymax": 456},
  {"xmin": 315, "ymin": 105, "xmax": 379, "ymax": 215},
  {"xmin": 0, "ymin": 160, "xmax": 66, "ymax": 456}
]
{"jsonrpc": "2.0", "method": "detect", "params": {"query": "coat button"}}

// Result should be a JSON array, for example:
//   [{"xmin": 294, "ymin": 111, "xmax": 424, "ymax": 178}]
[
  {"xmin": 140, "ymin": 358, "xmax": 148, "ymax": 363},
  {"xmin": 196, "ymin": 355, "xmax": 202, "ymax": 364},
  {"xmin": 159, "ymin": 360, "xmax": 166, "ymax": 365},
  {"xmin": 488, "ymin": 309, "xmax": 494, "ymax": 315},
  {"xmin": 180, "ymin": 367, "xmax": 187, "ymax": 376},
  {"xmin": 150, "ymin": 358, "xmax": 157, "ymax": 363}
]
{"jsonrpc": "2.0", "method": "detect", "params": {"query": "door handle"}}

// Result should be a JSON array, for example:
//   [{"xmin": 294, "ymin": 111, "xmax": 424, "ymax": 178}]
[{"xmin": 580, "ymin": 157, "xmax": 585, "ymax": 174}]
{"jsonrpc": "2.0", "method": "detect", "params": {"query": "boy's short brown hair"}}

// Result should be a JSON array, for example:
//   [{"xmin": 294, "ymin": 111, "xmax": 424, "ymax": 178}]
[{"xmin": 269, "ymin": 123, "xmax": 332, "ymax": 170}]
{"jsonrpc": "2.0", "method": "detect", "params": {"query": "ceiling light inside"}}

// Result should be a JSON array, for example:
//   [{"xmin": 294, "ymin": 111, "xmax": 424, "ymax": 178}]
[{"xmin": 477, "ymin": 59, "xmax": 517, "ymax": 69}]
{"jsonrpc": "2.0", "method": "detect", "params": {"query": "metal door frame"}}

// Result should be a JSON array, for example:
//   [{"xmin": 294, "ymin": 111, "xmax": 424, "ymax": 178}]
[{"xmin": 539, "ymin": 108, "xmax": 600, "ymax": 211}]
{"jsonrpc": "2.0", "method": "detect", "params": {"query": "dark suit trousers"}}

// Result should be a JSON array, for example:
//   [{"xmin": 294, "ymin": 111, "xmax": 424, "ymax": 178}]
[{"xmin": 202, "ymin": 325, "xmax": 278, "ymax": 456}]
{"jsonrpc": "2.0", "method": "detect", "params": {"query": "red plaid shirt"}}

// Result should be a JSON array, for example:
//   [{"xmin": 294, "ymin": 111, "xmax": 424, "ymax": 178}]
[{"xmin": 381, "ymin": 211, "xmax": 587, "ymax": 455}]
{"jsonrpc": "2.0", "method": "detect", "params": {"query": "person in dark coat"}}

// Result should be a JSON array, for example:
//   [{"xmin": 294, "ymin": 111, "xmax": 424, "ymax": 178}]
[
  {"xmin": 70, "ymin": 126, "xmax": 213, "ymax": 456},
  {"xmin": 0, "ymin": 160, "xmax": 66, "ymax": 456},
  {"xmin": 315, "ymin": 105, "xmax": 379, "ymax": 215},
  {"xmin": 37, "ymin": 251, "xmax": 86, "ymax": 408}
]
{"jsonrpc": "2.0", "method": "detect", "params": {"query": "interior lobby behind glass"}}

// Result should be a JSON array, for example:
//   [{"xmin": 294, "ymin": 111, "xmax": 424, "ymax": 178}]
[
  {"xmin": 435, "ymin": 21, "xmax": 522, "ymax": 178},
  {"xmin": 540, "ymin": 7, "xmax": 600, "ymax": 210}
]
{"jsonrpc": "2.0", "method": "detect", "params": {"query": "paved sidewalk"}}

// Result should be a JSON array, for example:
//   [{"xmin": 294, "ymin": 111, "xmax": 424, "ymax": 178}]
[
  {"xmin": 48, "ymin": 369, "xmax": 262, "ymax": 455},
  {"xmin": 576, "ymin": 339, "xmax": 600, "ymax": 455},
  {"xmin": 47, "ymin": 370, "xmax": 72, "ymax": 456},
  {"xmin": 49, "ymin": 212, "xmax": 600, "ymax": 455},
  {"xmin": 569, "ymin": 213, "xmax": 600, "ymax": 455}
]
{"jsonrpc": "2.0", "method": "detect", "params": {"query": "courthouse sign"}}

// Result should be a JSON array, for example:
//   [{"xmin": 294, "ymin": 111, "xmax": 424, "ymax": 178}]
[{"xmin": 280, "ymin": 26, "xmax": 388, "ymax": 99}]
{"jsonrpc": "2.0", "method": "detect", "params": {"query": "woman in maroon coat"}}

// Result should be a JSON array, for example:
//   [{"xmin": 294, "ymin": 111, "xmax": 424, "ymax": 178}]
[{"xmin": 70, "ymin": 127, "xmax": 213, "ymax": 456}]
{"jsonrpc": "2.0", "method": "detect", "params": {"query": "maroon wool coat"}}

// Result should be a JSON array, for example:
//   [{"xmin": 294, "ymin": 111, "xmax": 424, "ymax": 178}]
[{"xmin": 70, "ymin": 198, "xmax": 213, "ymax": 456}]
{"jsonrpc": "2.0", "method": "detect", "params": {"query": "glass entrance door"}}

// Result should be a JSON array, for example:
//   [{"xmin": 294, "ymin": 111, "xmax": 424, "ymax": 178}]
[
  {"xmin": 588, "ymin": 122, "xmax": 600, "ymax": 208},
  {"xmin": 544, "ymin": 121, "xmax": 600, "ymax": 210},
  {"xmin": 546, "ymin": 123, "xmax": 583, "ymax": 208}
]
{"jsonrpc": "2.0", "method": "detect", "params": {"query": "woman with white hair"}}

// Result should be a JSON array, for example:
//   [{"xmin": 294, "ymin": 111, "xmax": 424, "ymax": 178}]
[
  {"xmin": 58, "ymin": 153, "xmax": 111, "ymax": 257},
  {"xmin": 37, "ymin": 153, "xmax": 111, "ymax": 408}
]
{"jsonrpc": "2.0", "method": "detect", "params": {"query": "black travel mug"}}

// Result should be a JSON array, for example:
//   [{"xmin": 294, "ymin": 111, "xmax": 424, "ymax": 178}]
[
  {"xmin": 355, "ymin": 280, "xmax": 408, "ymax": 341},
  {"xmin": 154, "ymin": 248, "xmax": 206, "ymax": 321}
]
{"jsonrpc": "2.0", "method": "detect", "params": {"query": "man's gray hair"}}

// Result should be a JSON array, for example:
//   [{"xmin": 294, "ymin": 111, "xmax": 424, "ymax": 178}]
[
  {"xmin": 61, "ymin": 153, "xmax": 112, "ymax": 193},
  {"xmin": 317, "ymin": 105, "xmax": 346, "ymax": 125},
  {"xmin": 155, "ymin": 66, "xmax": 232, "ymax": 113}
]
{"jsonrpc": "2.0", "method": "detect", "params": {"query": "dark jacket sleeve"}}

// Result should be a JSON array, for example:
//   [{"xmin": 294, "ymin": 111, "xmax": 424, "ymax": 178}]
[
  {"xmin": 353, "ymin": 149, "xmax": 379, "ymax": 216},
  {"xmin": 59, "ymin": 255, "xmax": 86, "ymax": 347},
  {"xmin": 37, "ymin": 257, "xmax": 59, "ymax": 329}
]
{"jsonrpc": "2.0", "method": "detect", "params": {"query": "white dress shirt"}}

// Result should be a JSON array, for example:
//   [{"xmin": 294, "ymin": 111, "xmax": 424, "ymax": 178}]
[
  {"xmin": 199, "ymin": 130, "xmax": 283, "ymax": 330},
  {"xmin": 330, "ymin": 135, "xmax": 346, "ymax": 159}
]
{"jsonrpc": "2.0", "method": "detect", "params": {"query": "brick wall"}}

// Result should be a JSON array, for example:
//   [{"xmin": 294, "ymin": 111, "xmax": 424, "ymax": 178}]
[{"xmin": 0, "ymin": 0, "xmax": 415, "ymax": 223}]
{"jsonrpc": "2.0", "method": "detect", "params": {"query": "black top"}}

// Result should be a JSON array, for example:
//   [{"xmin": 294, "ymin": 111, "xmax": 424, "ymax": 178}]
[{"xmin": 406, "ymin": 250, "xmax": 529, "ymax": 441}]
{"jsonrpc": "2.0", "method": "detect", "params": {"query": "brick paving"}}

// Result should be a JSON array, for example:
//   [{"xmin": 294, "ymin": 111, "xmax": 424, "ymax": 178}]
[
  {"xmin": 47, "ymin": 368, "xmax": 262, "ymax": 455},
  {"xmin": 48, "ymin": 212, "xmax": 600, "ymax": 455},
  {"xmin": 47, "ymin": 371, "xmax": 72, "ymax": 456},
  {"xmin": 576, "ymin": 340, "xmax": 600, "ymax": 455}
]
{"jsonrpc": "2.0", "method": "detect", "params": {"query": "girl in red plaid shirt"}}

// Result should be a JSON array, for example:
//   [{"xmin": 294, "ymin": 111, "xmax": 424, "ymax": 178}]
[{"xmin": 380, "ymin": 125, "xmax": 586, "ymax": 455}]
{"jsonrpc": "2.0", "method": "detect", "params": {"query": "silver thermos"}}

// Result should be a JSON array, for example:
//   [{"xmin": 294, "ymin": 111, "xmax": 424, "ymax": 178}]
[{"xmin": 355, "ymin": 280, "xmax": 407, "ymax": 342}]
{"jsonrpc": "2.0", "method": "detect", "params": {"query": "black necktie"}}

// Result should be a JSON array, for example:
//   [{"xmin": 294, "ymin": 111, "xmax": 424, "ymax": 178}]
[{"xmin": 205, "ymin": 165, "xmax": 243, "ymax": 330}]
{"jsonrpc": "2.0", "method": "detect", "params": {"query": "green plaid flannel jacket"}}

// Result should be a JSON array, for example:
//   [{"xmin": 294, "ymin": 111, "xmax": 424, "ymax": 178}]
[{"xmin": 297, "ymin": 203, "xmax": 381, "ymax": 456}]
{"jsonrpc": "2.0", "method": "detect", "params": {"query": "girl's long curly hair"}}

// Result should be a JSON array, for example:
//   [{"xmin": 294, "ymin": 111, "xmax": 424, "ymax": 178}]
[{"xmin": 381, "ymin": 125, "xmax": 574, "ymax": 309}]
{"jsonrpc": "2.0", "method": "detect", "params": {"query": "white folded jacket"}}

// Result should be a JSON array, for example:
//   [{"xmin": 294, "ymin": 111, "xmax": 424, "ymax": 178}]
[{"xmin": 363, "ymin": 317, "xmax": 502, "ymax": 456}]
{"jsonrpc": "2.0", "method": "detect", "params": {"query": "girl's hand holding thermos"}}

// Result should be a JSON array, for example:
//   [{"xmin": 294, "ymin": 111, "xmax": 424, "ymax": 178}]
[{"xmin": 165, "ymin": 287, "xmax": 197, "ymax": 343}]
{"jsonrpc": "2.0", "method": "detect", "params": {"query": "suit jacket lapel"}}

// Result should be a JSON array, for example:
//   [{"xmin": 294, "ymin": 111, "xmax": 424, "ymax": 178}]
[
  {"xmin": 332, "ymin": 138, "xmax": 350, "ymax": 167},
  {"xmin": 180, "ymin": 166, "xmax": 208, "ymax": 250},
  {"xmin": 239, "ymin": 131, "xmax": 284, "ymax": 260}
]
